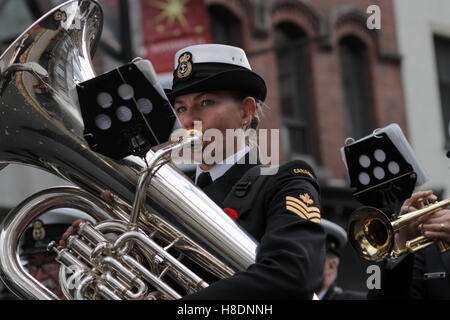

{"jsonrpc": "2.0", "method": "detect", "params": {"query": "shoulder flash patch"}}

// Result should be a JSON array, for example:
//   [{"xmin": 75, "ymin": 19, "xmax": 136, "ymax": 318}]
[
  {"xmin": 292, "ymin": 168, "xmax": 315, "ymax": 180},
  {"xmin": 286, "ymin": 193, "xmax": 321, "ymax": 223}
]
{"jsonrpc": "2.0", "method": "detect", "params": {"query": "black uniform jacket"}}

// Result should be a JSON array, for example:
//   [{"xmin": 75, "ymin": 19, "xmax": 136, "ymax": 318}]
[
  {"xmin": 183, "ymin": 157, "xmax": 326, "ymax": 300},
  {"xmin": 368, "ymin": 245, "xmax": 450, "ymax": 299}
]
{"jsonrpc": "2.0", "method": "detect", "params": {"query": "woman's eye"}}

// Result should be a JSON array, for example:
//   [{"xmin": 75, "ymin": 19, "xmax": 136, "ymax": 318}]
[
  {"xmin": 176, "ymin": 106, "xmax": 187, "ymax": 114},
  {"xmin": 201, "ymin": 99, "xmax": 214, "ymax": 107}
]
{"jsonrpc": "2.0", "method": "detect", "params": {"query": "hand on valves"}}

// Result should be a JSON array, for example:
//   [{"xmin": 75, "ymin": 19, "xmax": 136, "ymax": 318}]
[{"xmin": 396, "ymin": 190, "xmax": 450, "ymax": 251}]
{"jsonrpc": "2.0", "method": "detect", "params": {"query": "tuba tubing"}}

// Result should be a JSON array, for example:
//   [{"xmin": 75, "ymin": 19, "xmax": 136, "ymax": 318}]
[{"xmin": 0, "ymin": 187, "xmax": 115, "ymax": 299}]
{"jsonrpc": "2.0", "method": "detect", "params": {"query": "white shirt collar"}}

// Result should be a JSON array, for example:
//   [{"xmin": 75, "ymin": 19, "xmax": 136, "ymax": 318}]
[
  {"xmin": 195, "ymin": 146, "xmax": 250, "ymax": 183},
  {"xmin": 317, "ymin": 288, "xmax": 328, "ymax": 300}
]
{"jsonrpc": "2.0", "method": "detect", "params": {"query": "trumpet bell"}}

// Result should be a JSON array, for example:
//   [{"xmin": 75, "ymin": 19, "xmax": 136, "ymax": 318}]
[
  {"xmin": 347, "ymin": 199, "xmax": 450, "ymax": 262},
  {"xmin": 347, "ymin": 206, "xmax": 395, "ymax": 262}
]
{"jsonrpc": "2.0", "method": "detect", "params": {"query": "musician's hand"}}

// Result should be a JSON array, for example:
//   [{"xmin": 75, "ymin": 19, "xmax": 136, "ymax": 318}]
[
  {"xmin": 101, "ymin": 189, "xmax": 130, "ymax": 213},
  {"xmin": 395, "ymin": 190, "xmax": 438, "ymax": 250},
  {"xmin": 58, "ymin": 190, "xmax": 129, "ymax": 248},
  {"xmin": 419, "ymin": 208, "xmax": 450, "ymax": 243},
  {"xmin": 58, "ymin": 219, "xmax": 85, "ymax": 248},
  {"xmin": 101, "ymin": 190, "xmax": 115, "ymax": 204}
]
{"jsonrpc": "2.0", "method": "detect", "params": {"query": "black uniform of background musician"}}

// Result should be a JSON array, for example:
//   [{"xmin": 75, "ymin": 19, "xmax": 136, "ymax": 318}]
[
  {"xmin": 368, "ymin": 190, "xmax": 450, "ymax": 299},
  {"xmin": 316, "ymin": 219, "xmax": 366, "ymax": 300}
]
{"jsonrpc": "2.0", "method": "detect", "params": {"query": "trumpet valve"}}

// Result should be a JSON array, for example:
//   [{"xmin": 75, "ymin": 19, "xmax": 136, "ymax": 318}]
[
  {"xmin": 437, "ymin": 240, "xmax": 450, "ymax": 253},
  {"xmin": 417, "ymin": 197, "xmax": 431, "ymax": 208}
]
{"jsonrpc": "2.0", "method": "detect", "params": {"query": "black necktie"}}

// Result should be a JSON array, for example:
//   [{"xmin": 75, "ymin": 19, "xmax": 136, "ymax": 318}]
[{"xmin": 196, "ymin": 172, "xmax": 212, "ymax": 188}]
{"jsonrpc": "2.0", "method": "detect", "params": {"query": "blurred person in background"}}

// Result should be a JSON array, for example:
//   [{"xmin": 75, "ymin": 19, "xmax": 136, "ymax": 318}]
[
  {"xmin": 368, "ymin": 190, "xmax": 450, "ymax": 299},
  {"xmin": 317, "ymin": 219, "xmax": 366, "ymax": 300}
]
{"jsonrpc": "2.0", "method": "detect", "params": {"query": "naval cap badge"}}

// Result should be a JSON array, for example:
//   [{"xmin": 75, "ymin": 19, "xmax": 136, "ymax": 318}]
[{"xmin": 176, "ymin": 52, "xmax": 193, "ymax": 79}]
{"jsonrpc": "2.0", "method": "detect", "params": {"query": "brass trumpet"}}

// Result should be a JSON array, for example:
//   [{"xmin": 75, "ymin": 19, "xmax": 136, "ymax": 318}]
[{"xmin": 347, "ymin": 199, "xmax": 450, "ymax": 262}]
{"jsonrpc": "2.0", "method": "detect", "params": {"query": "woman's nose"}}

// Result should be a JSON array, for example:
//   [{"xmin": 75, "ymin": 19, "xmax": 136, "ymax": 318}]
[
  {"xmin": 180, "ymin": 110, "xmax": 200, "ymax": 130},
  {"xmin": 181, "ymin": 118, "xmax": 193, "ymax": 130}
]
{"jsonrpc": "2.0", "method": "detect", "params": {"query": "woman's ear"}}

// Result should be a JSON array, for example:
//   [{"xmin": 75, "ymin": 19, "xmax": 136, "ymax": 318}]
[{"xmin": 241, "ymin": 96, "xmax": 256, "ymax": 125}]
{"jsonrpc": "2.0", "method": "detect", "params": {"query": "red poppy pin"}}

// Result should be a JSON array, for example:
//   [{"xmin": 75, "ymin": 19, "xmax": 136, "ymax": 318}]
[{"xmin": 223, "ymin": 208, "xmax": 238, "ymax": 221}]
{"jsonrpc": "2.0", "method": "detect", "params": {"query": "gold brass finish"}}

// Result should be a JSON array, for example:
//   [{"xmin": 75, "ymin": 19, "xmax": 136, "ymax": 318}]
[{"xmin": 347, "ymin": 199, "xmax": 450, "ymax": 262}]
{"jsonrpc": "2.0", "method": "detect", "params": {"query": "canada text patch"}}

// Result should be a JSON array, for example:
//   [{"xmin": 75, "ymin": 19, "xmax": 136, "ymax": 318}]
[{"xmin": 292, "ymin": 168, "xmax": 314, "ymax": 180}]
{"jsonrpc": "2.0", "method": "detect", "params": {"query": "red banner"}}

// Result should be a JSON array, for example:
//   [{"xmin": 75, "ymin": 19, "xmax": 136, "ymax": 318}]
[{"xmin": 141, "ymin": 0, "xmax": 212, "ymax": 74}]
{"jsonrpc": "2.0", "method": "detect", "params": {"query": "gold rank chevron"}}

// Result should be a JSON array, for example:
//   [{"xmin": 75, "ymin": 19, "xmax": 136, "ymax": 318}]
[{"xmin": 286, "ymin": 195, "xmax": 321, "ymax": 223}]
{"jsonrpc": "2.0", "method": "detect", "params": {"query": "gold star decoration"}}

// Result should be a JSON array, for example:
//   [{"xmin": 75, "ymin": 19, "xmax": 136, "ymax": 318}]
[{"xmin": 149, "ymin": 0, "xmax": 190, "ymax": 28}]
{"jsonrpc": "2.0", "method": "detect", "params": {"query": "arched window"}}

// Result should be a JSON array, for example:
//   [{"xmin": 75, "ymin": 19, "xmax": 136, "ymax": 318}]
[
  {"xmin": 275, "ymin": 22, "xmax": 314, "ymax": 157},
  {"xmin": 339, "ymin": 36, "xmax": 373, "ymax": 139},
  {"xmin": 208, "ymin": 5, "xmax": 242, "ymax": 46}
]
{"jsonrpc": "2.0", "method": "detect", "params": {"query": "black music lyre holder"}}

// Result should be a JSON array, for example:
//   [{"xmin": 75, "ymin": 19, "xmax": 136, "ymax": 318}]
[
  {"xmin": 342, "ymin": 130, "xmax": 419, "ymax": 216},
  {"xmin": 77, "ymin": 62, "xmax": 177, "ymax": 160}
]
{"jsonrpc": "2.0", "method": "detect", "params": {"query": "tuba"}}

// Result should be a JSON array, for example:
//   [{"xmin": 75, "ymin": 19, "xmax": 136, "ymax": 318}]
[{"xmin": 0, "ymin": 0, "xmax": 257, "ymax": 300}]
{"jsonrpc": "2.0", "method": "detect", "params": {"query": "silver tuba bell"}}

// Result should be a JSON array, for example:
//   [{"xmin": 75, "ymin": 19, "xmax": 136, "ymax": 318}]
[{"xmin": 0, "ymin": 0, "xmax": 257, "ymax": 300}]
